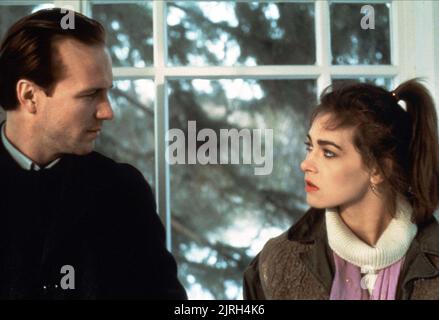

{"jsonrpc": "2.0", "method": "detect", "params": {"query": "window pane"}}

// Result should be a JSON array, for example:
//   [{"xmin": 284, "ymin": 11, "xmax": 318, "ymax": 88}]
[
  {"xmin": 95, "ymin": 80, "xmax": 155, "ymax": 186},
  {"xmin": 0, "ymin": 4, "xmax": 52, "ymax": 41},
  {"xmin": 330, "ymin": 2, "xmax": 391, "ymax": 65},
  {"xmin": 168, "ymin": 1, "xmax": 316, "ymax": 66},
  {"xmin": 169, "ymin": 79, "xmax": 316, "ymax": 299},
  {"xmin": 91, "ymin": 1, "xmax": 153, "ymax": 67},
  {"xmin": 332, "ymin": 77, "xmax": 393, "ymax": 90}
]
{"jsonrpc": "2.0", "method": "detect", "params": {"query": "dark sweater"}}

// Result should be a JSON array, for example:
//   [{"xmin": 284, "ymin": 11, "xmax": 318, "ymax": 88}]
[{"xmin": 0, "ymin": 140, "xmax": 187, "ymax": 299}]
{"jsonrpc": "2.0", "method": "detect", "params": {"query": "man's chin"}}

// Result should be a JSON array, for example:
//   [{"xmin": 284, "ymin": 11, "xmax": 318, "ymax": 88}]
[{"xmin": 70, "ymin": 142, "xmax": 95, "ymax": 156}]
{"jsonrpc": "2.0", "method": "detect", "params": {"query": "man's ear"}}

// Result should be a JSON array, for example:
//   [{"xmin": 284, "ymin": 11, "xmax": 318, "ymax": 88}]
[{"xmin": 16, "ymin": 79, "xmax": 42, "ymax": 114}]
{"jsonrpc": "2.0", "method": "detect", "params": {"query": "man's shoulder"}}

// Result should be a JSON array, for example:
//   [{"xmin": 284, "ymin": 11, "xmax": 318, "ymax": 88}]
[
  {"xmin": 83, "ymin": 151, "xmax": 137, "ymax": 171},
  {"xmin": 71, "ymin": 151, "xmax": 147, "ymax": 188}
]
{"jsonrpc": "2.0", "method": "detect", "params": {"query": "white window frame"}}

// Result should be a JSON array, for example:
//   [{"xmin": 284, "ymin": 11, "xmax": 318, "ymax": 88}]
[{"xmin": 2, "ymin": 0, "xmax": 438, "ymax": 251}]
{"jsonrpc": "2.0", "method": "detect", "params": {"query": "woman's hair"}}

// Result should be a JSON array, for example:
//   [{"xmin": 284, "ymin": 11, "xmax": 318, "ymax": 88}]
[
  {"xmin": 310, "ymin": 79, "xmax": 439, "ymax": 225},
  {"xmin": 0, "ymin": 8, "xmax": 106, "ymax": 111}
]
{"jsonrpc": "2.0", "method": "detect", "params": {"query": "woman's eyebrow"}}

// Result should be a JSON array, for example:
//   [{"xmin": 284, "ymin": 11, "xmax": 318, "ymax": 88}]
[{"xmin": 306, "ymin": 134, "xmax": 343, "ymax": 151}]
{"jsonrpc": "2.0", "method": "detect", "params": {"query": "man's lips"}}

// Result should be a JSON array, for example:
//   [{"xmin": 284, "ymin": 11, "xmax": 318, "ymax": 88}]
[{"xmin": 86, "ymin": 128, "xmax": 101, "ymax": 137}]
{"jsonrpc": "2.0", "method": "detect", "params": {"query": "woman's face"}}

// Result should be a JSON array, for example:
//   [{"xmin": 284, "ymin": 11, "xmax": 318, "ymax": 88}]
[{"xmin": 300, "ymin": 113, "xmax": 372, "ymax": 209}]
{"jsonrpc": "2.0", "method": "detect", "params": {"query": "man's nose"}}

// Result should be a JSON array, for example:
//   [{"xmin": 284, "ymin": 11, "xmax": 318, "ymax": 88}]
[{"xmin": 96, "ymin": 97, "xmax": 114, "ymax": 121}]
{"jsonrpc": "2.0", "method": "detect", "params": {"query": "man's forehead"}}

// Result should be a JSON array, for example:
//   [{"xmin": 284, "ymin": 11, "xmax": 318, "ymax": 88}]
[
  {"xmin": 77, "ymin": 82, "xmax": 113, "ymax": 92},
  {"xmin": 53, "ymin": 38, "xmax": 112, "ymax": 87},
  {"xmin": 54, "ymin": 38, "xmax": 111, "ymax": 69}
]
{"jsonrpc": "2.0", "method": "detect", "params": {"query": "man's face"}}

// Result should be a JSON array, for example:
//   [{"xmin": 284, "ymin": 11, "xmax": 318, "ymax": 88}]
[
  {"xmin": 300, "ymin": 113, "xmax": 371, "ymax": 209},
  {"xmin": 36, "ymin": 38, "xmax": 114, "ymax": 156}
]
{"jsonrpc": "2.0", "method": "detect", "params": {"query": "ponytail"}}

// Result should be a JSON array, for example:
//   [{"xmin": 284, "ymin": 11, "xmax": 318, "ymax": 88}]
[{"xmin": 394, "ymin": 79, "xmax": 439, "ymax": 224}]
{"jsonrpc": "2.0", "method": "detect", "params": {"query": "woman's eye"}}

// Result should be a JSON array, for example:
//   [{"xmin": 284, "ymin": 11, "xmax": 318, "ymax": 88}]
[
  {"xmin": 304, "ymin": 141, "xmax": 336, "ymax": 158},
  {"xmin": 304, "ymin": 141, "xmax": 312, "ymax": 151},
  {"xmin": 323, "ymin": 149, "xmax": 336, "ymax": 158}
]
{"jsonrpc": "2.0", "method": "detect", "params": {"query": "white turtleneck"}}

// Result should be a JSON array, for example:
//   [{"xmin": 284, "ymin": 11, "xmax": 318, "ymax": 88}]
[{"xmin": 325, "ymin": 196, "xmax": 417, "ymax": 294}]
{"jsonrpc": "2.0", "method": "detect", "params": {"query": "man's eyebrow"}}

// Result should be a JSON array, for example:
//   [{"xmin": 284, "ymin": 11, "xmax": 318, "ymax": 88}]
[
  {"xmin": 306, "ymin": 134, "xmax": 343, "ymax": 151},
  {"xmin": 77, "ymin": 84, "xmax": 114, "ymax": 96}
]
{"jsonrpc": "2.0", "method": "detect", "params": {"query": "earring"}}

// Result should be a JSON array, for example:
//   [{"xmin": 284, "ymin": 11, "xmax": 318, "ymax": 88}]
[{"xmin": 370, "ymin": 183, "xmax": 377, "ymax": 193}]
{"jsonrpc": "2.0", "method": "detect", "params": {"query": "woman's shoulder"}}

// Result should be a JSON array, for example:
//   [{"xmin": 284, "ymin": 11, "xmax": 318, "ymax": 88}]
[
  {"xmin": 416, "ymin": 215, "xmax": 439, "ymax": 255},
  {"xmin": 243, "ymin": 207, "xmax": 329, "ymax": 299},
  {"xmin": 256, "ymin": 207, "xmax": 327, "ymax": 262}
]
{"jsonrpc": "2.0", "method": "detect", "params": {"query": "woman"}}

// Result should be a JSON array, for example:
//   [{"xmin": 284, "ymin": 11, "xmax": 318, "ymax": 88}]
[{"xmin": 244, "ymin": 79, "xmax": 439, "ymax": 300}]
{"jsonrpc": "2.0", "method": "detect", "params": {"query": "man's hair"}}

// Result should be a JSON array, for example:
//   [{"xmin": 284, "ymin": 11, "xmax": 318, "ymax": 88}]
[{"xmin": 0, "ymin": 8, "xmax": 106, "ymax": 110}]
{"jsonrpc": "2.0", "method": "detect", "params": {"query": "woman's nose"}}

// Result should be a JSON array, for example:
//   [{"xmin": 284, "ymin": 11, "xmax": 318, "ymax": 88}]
[{"xmin": 300, "ymin": 156, "xmax": 317, "ymax": 173}]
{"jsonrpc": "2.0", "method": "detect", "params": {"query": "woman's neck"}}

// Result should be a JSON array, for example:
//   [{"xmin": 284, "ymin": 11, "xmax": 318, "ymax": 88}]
[{"xmin": 338, "ymin": 193, "xmax": 394, "ymax": 246}]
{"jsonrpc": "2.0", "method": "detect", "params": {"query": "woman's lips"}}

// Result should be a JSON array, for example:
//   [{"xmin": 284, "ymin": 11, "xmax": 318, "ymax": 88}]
[{"xmin": 305, "ymin": 180, "xmax": 319, "ymax": 192}]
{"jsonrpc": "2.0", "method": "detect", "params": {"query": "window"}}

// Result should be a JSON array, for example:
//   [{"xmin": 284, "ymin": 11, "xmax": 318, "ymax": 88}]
[{"xmin": 0, "ymin": 0, "xmax": 437, "ymax": 299}]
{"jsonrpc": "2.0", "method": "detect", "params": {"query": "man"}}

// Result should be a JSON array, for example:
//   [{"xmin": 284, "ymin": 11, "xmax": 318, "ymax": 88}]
[{"xmin": 0, "ymin": 8, "xmax": 187, "ymax": 299}]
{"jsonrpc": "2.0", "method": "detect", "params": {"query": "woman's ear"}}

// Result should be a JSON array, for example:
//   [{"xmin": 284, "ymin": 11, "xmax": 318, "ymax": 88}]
[{"xmin": 370, "ymin": 158, "xmax": 393, "ymax": 185}]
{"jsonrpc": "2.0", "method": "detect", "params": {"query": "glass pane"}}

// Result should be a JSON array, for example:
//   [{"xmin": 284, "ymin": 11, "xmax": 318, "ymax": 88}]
[
  {"xmin": 95, "ymin": 79, "xmax": 155, "ymax": 186},
  {"xmin": 332, "ymin": 77, "xmax": 393, "ymax": 91},
  {"xmin": 169, "ymin": 79, "xmax": 316, "ymax": 299},
  {"xmin": 168, "ymin": 1, "xmax": 316, "ymax": 66},
  {"xmin": 0, "ymin": 4, "xmax": 53, "ymax": 41},
  {"xmin": 330, "ymin": 2, "xmax": 391, "ymax": 65},
  {"xmin": 91, "ymin": 1, "xmax": 153, "ymax": 67}
]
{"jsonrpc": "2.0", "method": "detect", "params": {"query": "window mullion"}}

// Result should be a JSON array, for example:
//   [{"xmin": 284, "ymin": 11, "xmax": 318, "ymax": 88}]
[
  {"xmin": 53, "ymin": 0, "xmax": 81, "ymax": 11},
  {"xmin": 153, "ymin": 0, "xmax": 172, "ymax": 251},
  {"xmin": 80, "ymin": 0, "xmax": 92, "ymax": 16},
  {"xmin": 315, "ymin": 0, "xmax": 332, "ymax": 99}
]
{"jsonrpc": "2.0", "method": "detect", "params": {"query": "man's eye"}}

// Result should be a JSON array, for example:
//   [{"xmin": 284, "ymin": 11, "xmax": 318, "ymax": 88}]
[
  {"xmin": 304, "ymin": 141, "xmax": 312, "ymax": 151},
  {"xmin": 82, "ymin": 90, "xmax": 99, "ymax": 98}
]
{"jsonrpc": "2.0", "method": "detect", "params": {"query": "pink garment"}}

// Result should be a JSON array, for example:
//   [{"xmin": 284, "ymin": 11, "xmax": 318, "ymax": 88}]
[{"xmin": 329, "ymin": 252, "xmax": 404, "ymax": 300}]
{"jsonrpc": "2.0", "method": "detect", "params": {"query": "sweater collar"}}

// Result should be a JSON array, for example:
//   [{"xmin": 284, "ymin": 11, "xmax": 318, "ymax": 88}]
[{"xmin": 325, "ymin": 196, "xmax": 418, "ymax": 272}]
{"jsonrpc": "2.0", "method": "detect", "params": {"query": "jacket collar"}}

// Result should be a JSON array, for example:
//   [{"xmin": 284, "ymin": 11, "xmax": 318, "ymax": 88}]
[
  {"xmin": 397, "ymin": 216, "xmax": 439, "ymax": 299},
  {"xmin": 287, "ymin": 207, "xmax": 334, "ymax": 295},
  {"xmin": 288, "ymin": 207, "xmax": 327, "ymax": 243},
  {"xmin": 413, "ymin": 216, "xmax": 439, "ymax": 256}
]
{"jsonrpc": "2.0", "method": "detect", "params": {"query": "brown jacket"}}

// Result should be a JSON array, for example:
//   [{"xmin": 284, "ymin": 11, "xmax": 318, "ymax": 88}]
[{"xmin": 244, "ymin": 207, "xmax": 439, "ymax": 300}]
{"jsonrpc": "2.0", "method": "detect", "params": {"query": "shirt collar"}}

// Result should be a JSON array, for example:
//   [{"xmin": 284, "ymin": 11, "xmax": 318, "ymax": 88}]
[{"xmin": 1, "ymin": 122, "xmax": 60, "ymax": 171}]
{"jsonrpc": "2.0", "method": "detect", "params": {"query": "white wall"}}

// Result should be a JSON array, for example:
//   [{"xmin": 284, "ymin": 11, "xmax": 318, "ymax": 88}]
[
  {"xmin": 395, "ymin": 1, "xmax": 438, "ymax": 106},
  {"xmin": 434, "ymin": 0, "xmax": 439, "ymax": 102}
]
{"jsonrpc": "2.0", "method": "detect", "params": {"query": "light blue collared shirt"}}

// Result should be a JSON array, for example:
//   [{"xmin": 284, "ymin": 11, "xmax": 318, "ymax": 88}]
[{"xmin": 1, "ymin": 123, "xmax": 60, "ymax": 171}]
